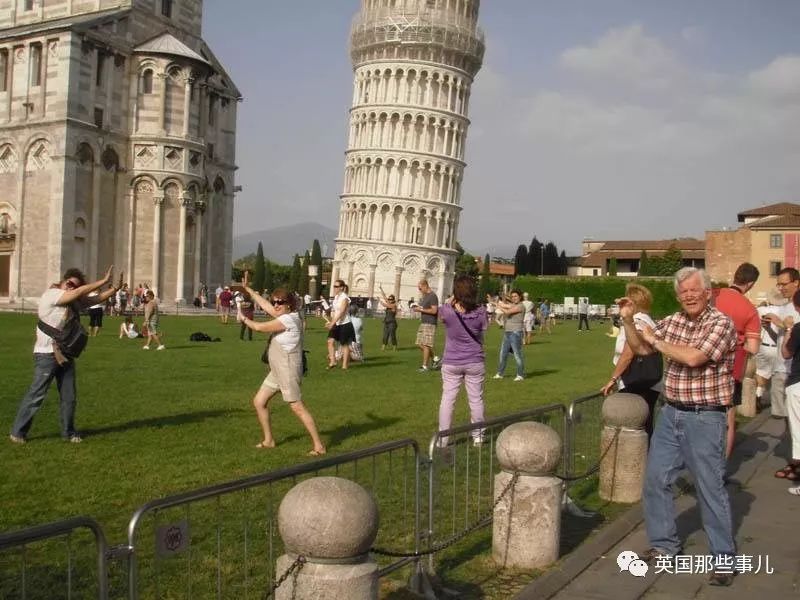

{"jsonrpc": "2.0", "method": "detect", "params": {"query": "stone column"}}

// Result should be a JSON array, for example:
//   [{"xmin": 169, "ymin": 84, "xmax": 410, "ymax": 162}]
[
  {"xmin": 393, "ymin": 266, "xmax": 403, "ymax": 300},
  {"xmin": 89, "ymin": 161, "xmax": 101, "ymax": 278},
  {"xmin": 276, "ymin": 477, "xmax": 379, "ymax": 600},
  {"xmin": 126, "ymin": 189, "xmax": 135, "ymax": 287},
  {"xmin": 367, "ymin": 263, "xmax": 377, "ymax": 300},
  {"xmin": 599, "ymin": 393, "xmax": 649, "ymax": 503},
  {"xmin": 493, "ymin": 421, "xmax": 562, "ymax": 569},
  {"xmin": 151, "ymin": 192, "xmax": 164, "ymax": 297},
  {"xmin": 182, "ymin": 76, "xmax": 192, "ymax": 138},
  {"xmin": 175, "ymin": 193, "xmax": 190, "ymax": 304},
  {"xmin": 158, "ymin": 71, "xmax": 167, "ymax": 134},
  {"xmin": 193, "ymin": 198, "xmax": 205, "ymax": 298},
  {"xmin": 346, "ymin": 260, "xmax": 355, "ymax": 289},
  {"xmin": 330, "ymin": 262, "xmax": 340, "ymax": 291},
  {"xmin": 738, "ymin": 355, "xmax": 757, "ymax": 417}
]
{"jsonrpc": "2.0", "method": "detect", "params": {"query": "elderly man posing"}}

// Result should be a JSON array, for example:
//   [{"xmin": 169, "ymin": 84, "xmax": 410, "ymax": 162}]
[{"xmin": 619, "ymin": 267, "xmax": 738, "ymax": 587}]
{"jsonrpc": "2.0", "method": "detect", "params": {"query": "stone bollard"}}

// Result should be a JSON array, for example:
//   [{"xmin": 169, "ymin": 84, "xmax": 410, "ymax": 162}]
[
  {"xmin": 276, "ymin": 477, "xmax": 379, "ymax": 600},
  {"xmin": 738, "ymin": 356, "xmax": 758, "ymax": 417},
  {"xmin": 492, "ymin": 421, "xmax": 562, "ymax": 569},
  {"xmin": 599, "ymin": 393, "xmax": 649, "ymax": 503}
]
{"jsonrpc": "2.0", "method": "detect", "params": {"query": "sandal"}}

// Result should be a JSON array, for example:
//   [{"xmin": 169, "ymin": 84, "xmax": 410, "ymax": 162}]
[
  {"xmin": 774, "ymin": 464, "xmax": 800, "ymax": 480},
  {"xmin": 255, "ymin": 441, "xmax": 275, "ymax": 449},
  {"xmin": 307, "ymin": 448, "xmax": 327, "ymax": 456},
  {"xmin": 788, "ymin": 486, "xmax": 800, "ymax": 496}
]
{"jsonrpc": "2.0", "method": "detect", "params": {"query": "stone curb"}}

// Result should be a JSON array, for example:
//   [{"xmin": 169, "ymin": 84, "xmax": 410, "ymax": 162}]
[{"xmin": 514, "ymin": 409, "xmax": 773, "ymax": 600}]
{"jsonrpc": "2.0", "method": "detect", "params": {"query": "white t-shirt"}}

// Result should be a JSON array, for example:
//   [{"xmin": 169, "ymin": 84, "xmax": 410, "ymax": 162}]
[
  {"xmin": 34, "ymin": 288, "xmax": 68, "ymax": 354},
  {"xmin": 274, "ymin": 313, "xmax": 302, "ymax": 352},
  {"xmin": 757, "ymin": 305, "xmax": 782, "ymax": 346},
  {"xmin": 332, "ymin": 292, "xmax": 351, "ymax": 325},
  {"xmin": 614, "ymin": 311, "xmax": 662, "ymax": 392},
  {"xmin": 774, "ymin": 303, "xmax": 800, "ymax": 374},
  {"xmin": 88, "ymin": 291, "xmax": 103, "ymax": 311},
  {"xmin": 522, "ymin": 300, "xmax": 535, "ymax": 321}
]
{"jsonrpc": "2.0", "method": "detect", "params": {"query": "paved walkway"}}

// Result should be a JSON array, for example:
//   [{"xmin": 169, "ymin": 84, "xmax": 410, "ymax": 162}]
[{"xmin": 517, "ymin": 411, "xmax": 800, "ymax": 599}]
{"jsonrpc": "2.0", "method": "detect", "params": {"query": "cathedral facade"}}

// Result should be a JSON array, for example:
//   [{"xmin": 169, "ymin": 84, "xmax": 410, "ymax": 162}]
[
  {"xmin": 0, "ymin": 0, "xmax": 239, "ymax": 303},
  {"xmin": 332, "ymin": 0, "xmax": 484, "ymax": 302}
]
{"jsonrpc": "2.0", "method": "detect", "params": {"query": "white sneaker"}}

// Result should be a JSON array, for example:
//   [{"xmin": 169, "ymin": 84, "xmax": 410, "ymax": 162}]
[
  {"xmin": 514, "ymin": 375, "xmax": 524, "ymax": 382},
  {"xmin": 142, "ymin": 346, "xmax": 150, "ymax": 350},
  {"xmin": 473, "ymin": 437, "xmax": 485, "ymax": 447},
  {"xmin": 156, "ymin": 345, "xmax": 165, "ymax": 350},
  {"xmin": 492, "ymin": 374, "xmax": 503, "ymax": 380}
]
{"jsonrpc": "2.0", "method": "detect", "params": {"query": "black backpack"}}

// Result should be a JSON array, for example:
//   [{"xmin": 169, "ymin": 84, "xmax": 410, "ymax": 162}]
[{"xmin": 37, "ymin": 303, "xmax": 89, "ymax": 361}]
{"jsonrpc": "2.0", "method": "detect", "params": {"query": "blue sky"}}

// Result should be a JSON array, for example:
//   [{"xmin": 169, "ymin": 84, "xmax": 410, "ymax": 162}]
[{"xmin": 203, "ymin": 1, "xmax": 800, "ymax": 256}]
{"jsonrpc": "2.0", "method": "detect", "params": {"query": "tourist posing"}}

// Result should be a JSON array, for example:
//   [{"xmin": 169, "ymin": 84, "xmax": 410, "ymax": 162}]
[
  {"xmin": 494, "ymin": 290, "xmax": 526, "ymax": 381},
  {"xmin": 142, "ymin": 290, "xmax": 165, "ymax": 350},
  {"xmin": 601, "ymin": 283, "xmax": 661, "ymax": 438},
  {"xmin": 414, "ymin": 279, "xmax": 439, "ymax": 372},
  {"xmin": 779, "ymin": 288, "xmax": 800, "ymax": 493},
  {"xmin": 378, "ymin": 285, "xmax": 398, "ymax": 351},
  {"xmin": 238, "ymin": 282, "xmax": 325, "ymax": 455},
  {"xmin": 326, "ymin": 280, "xmax": 356, "ymax": 369},
  {"xmin": 619, "ymin": 267, "xmax": 737, "ymax": 586},
  {"xmin": 10, "ymin": 266, "xmax": 117, "ymax": 444},
  {"xmin": 437, "ymin": 275, "xmax": 488, "ymax": 446}
]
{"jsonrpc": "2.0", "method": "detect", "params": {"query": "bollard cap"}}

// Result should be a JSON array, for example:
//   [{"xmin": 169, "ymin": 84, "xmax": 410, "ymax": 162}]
[
  {"xmin": 496, "ymin": 421, "xmax": 562, "ymax": 474},
  {"xmin": 602, "ymin": 393, "xmax": 649, "ymax": 428},
  {"xmin": 278, "ymin": 476, "xmax": 379, "ymax": 559}
]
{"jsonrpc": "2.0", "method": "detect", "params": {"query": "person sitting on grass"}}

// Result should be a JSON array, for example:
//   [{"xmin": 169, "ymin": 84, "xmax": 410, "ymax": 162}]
[
  {"xmin": 119, "ymin": 315, "xmax": 140, "ymax": 339},
  {"xmin": 239, "ymin": 274, "xmax": 326, "ymax": 456}
]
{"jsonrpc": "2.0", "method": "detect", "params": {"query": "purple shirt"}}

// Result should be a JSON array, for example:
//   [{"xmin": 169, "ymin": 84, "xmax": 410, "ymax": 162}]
[{"xmin": 440, "ymin": 303, "xmax": 488, "ymax": 366}]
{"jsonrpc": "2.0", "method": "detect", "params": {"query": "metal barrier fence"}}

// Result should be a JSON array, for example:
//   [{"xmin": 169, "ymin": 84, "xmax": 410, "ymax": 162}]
[
  {"xmin": 119, "ymin": 438, "xmax": 420, "ymax": 600},
  {"xmin": 424, "ymin": 403, "xmax": 569, "ymax": 572},
  {"xmin": 0, "ymin": 516, "xmax": 109, "ymax": 600},
  {"xmin": 0, "ymin": 394, "xmax": 611, "ymax": 599}
]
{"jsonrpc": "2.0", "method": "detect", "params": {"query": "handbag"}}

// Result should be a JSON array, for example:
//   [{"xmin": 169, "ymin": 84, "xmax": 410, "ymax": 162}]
[
  {"xmin": 621, "ymin": 352, "xmax": 663, "ymax": 392},
  {"xmin": 37, "ymin": 303, "xmax": 88, "ymax": 364}
]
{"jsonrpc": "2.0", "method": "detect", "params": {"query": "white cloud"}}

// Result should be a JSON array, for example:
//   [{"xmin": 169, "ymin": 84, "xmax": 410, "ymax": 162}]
[{"xmin": 747, "ymin": 55, "xmax": 800, "ymax": 101}]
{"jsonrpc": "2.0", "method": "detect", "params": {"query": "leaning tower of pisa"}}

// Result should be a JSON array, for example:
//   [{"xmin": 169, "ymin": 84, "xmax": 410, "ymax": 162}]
[{"xmin": 331, "ymin": 0, "xmax": 484, "ymax": 303}]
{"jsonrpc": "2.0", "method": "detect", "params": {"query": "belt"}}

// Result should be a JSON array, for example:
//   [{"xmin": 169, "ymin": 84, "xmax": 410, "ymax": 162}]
[
  {"xmin": 761, "ymin": 343, "xmax": 776, "ymax": 347},
  {"xmin": 665, "ymin": 401, "xmax": 728, "ymax": 413}
]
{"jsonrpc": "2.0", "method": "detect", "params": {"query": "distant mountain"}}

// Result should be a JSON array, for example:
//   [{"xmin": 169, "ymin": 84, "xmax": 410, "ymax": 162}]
[{"xmin": 234, "ymin": 222, "xmax": 338, "ymax": 264}]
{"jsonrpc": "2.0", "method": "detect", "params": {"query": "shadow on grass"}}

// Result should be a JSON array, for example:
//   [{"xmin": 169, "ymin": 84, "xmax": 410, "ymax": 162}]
[
  {"xmin": 525, "ymin": 368, "xmax": 560, "ymax": 378},
  {"xmin": 71, "ymin": 409, "xmax": 245, "ymax": 438},
  {"xmin": 322, "ymin": 412, "xmax": 403, "ymax": 449}
]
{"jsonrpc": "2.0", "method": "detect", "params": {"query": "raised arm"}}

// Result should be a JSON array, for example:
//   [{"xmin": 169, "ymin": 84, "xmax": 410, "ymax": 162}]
[{"xmin": 56, "ymin": 265, "xmax": 113, "ymax": 306}]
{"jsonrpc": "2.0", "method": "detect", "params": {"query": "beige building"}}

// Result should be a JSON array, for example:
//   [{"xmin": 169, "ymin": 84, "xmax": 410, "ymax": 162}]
[
  {"xmin": 0, "ymin": 0, "xmax": 239, "ymax": 303},
  {"xmin": 332, "ymin": 0, "xmax": 484, "ymax": 302},
  {"xmin": 706, "ymin": 202, "xmax": 800, "ymax": 302},
  {"xmin": 572, "ymin": 238, "xmax": 706, "ymax": 277}
]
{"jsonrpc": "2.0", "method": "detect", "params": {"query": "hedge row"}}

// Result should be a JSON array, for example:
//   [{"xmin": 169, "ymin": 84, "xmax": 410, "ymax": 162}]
[{"xmin": 512, "ymin": 276, "xmax": 681, "ymax": 319}]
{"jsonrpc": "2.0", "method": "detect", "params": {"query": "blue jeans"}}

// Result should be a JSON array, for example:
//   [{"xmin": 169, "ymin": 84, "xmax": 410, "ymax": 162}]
[
  {"xmin": 11, "ymin": 353, "xmax": 78, "ymax": 440},
  {"xmin": 643, "ymin": 403, "xmax": 735, "ymax": 561},
  {"xmin": 497, "ymin": 331, "xmax": 524, "ymax": 378}
]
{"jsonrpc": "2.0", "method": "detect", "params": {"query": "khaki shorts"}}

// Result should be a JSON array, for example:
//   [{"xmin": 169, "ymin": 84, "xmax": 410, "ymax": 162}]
[
  {"xmin": 416, "ymin": 323, "xmax": 436, "ymax": 347},
  {"xmin": 260, "ymin": 342, "xmax": 303, "ymax": 403},
  {"xmin": 755, "ymin": 346, "xmax": 778, "ymax": 379}
]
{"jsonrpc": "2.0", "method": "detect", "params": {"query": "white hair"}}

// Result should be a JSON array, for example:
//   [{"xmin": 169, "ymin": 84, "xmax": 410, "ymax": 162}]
[{"xmin": 673, "ymin": 267, "xmax": 711, "ymax": 294}]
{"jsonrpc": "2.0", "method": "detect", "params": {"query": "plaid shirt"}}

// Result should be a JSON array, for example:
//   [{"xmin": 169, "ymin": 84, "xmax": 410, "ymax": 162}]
[{"xmin": 655, "ymin": 306, "xmax": 736, "ymax": 406}]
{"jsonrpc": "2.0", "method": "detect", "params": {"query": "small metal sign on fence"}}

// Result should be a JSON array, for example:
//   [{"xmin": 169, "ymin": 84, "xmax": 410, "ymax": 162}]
[{"xmin": 155, "ymin": 519, "xmax": 190, "ymax": 558}]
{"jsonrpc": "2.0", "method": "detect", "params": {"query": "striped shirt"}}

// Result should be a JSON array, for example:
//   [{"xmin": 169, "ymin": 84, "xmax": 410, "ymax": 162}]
[{"xmin": 655, "ymin": 306, "xmax": 736, "ymax": 407}]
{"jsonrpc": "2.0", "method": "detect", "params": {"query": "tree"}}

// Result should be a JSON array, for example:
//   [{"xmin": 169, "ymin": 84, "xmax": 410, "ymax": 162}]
[
  {"xmin": 559, "ymin": 251, "xmax": 568, "ymax": 275},
  {"xmin": 543, "ymin": 242, "xmax": 559, "ymax": 275},
  {"xmin": 658, "ymin": 244, "xmax": 683, "ymax": 276},
  {"xmin": 252, "ymin": 242, "xmax": 266, "ymax": 293},
  {"xmin": 310, "ymin": 239, "xmax": 322, "ymax": 267},
  {"xmin": 608, "ymin": 257, "xmax": 618, "ymax": 277},
  {"xmin": 479, "ymin": 253, "xmax": 492, "ymax": 298},
  {"xmin": 264, "ymin": 260, "xmax": 274, "ymax": 293},
  {"xmin": 289, "ymin": 254, "xmax": 301, "ymax": 291},
  {"xmin": 528, "ymin": 237, "xmax": 543, "ymax": 276},
  {"xmin": 514, "ymin": 244, "xmax": 528, "ymax": 276},
  {"xmin": 298, "ymin": 250, "xmax": 311, "ymax": 295},
  {"xmin": 638, "ymin": 250, "xmax": 650, "ymax": 276},
  {"xmin": 454, "ymin": 241, "xmax": 479, "ymax": 276}
]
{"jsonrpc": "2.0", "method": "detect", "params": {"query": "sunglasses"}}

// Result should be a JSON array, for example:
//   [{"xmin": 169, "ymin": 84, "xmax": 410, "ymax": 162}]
[
  {"xmin": 333, "ymin": 284, "xmax": 342, "ymax": 288},
  {"xmin": 65, "ymin": 280, "xmax": 80, "ymax": 289},
  {"xmin": 271, "ymin": 298, "xmax": 288, "ymax": 305}
]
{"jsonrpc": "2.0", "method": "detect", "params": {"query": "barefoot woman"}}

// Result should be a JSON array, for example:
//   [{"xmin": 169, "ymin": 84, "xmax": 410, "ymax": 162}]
[{"xmin": 239, "ymin": 281, "xmax": 326, "ymax": 455}]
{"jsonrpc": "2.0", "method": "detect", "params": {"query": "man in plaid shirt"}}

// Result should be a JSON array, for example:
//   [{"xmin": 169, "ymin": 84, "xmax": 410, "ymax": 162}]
[{"xmin": 619, "ymin": 267, "xmax": 738, "ymax": 587}]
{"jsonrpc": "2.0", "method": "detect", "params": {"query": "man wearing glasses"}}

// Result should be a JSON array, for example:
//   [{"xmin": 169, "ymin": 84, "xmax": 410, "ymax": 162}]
[
  {"xmin": 10, "ymin": 266, "xmax": 116, "ymax": 444},
  {"xmin": 762, "ymin": 267, "xmax": 800, "ymax": 422}
]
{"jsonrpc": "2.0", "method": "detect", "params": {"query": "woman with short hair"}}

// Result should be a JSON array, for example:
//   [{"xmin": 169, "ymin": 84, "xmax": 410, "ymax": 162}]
[{"xmin": 239, "ymin": 281, "xmax": 326, "ymax": 455}]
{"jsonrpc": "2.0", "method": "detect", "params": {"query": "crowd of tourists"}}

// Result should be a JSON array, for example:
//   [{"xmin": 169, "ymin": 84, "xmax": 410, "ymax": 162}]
[{"xmin": 10, "ymin": 260, "xmax": 800, "ymax": 589}]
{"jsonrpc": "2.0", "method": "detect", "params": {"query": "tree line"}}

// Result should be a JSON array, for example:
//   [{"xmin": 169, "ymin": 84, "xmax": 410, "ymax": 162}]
[
  {"xmin": 513, "ymin": 237, "xmax": 569, "ymax": 277},
  {"xmin": 232, "ymin": 239, "xmax": 323, "ymax": 295}
]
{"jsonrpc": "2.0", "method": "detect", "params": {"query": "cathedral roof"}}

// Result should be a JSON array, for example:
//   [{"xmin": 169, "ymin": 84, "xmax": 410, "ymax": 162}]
[
  {"xmin": 134, "ymin": 32, "xmax": 210, "ymax": 66},
  {"xmin": 0, "ymin": 7, "xmax": 128, "ymax": 41}
]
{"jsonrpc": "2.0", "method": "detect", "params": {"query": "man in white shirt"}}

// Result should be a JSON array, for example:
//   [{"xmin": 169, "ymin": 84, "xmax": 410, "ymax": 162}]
[
  {"xmin": 10, "ymin": 266, "xmax": 116, "ymax": 444},
  {"xmin": 762, "ymin": 268, "xmax": 800, "ymax": 420}
]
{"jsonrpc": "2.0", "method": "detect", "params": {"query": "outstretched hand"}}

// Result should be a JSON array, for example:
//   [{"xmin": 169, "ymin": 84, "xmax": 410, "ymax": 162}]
[
  {"xmin": 243, "ymin": 270, "xmax": 250, "ymax": 288},
  {"xmin": 615, "ymin": 297, "xmax": 635, "ymax": 320},
  {"xmin": 102, "ymin": 265, "xmax": 114, "ymax": 285}
]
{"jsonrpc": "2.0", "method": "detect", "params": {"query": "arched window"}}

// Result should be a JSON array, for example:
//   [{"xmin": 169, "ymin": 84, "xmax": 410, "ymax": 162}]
[
  {"xmin": 0, "ymin": 212, "xmax": 11, "ymax": 234},
  {"xmin": 141, "ymin": 69, "xmax": 153, "ymax": 94}
]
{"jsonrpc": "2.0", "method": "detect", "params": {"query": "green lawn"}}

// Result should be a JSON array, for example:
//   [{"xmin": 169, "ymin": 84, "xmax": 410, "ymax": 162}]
[{"xmin": 1, "ymin": 311, "xmax": 617, "ymax": 596}]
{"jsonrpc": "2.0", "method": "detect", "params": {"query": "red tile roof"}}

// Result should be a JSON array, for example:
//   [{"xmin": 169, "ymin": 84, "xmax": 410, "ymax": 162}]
[
  {"xmin": 746, "ymin": 214, "xmax": 800, "ymax": 229},
  {"xmin": 738, "ymin": 202, "xmax": 800, "ymax": 222},
  {"xmin": 589, "ymin": 238, "xmax": 705, "ymax": 251}
]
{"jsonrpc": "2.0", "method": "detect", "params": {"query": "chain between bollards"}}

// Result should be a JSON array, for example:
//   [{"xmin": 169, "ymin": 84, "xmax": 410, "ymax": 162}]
[
  {"xmin": 371, "ymin": 471, "xmax": 521, "ymax": 558},
  {"xmin": 555, "ymin": 426, "xmax": 621, "ymax": 482},
  {"xmin": 263, "ymin": 555, "xmax": 307, "ymax": 600}
]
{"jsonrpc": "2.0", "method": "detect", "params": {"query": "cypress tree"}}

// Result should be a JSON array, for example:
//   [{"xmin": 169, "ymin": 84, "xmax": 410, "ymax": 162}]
[
  {"xmin": 543, "ymin": 242, "xmax": 559, "ymax": 275},
  {"xmin": 638, "ymin": 250, "xmax": 650, "ymax": 276},
  {"xmin": 252, "ymin": 242, "xmax": 266, "ymax": 293},
  {"xmin": 514, "ymin": 244, "xmax": 528, "ymax": 276},
  {"xmin": 311, "ymin": 239, "xmax": 322, "ymax": 266},
  {"xmin": 289, "ymin": 254, "xmax": 301, "ymax": 291},
  {"xmin": 298, "ymin": 250, "xmax": 311, "ymax": 295}
]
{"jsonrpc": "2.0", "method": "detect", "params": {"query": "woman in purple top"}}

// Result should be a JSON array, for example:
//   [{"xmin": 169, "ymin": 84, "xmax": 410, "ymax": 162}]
[{"xmin": 438, "ymin": 275, "xmax": 489, "ymax": 446}]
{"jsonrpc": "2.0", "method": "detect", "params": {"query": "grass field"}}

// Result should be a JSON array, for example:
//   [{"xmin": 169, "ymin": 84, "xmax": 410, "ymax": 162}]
[{"xmin": 0, "ymin": 310, "xmax": 617, "ymax": 596}]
